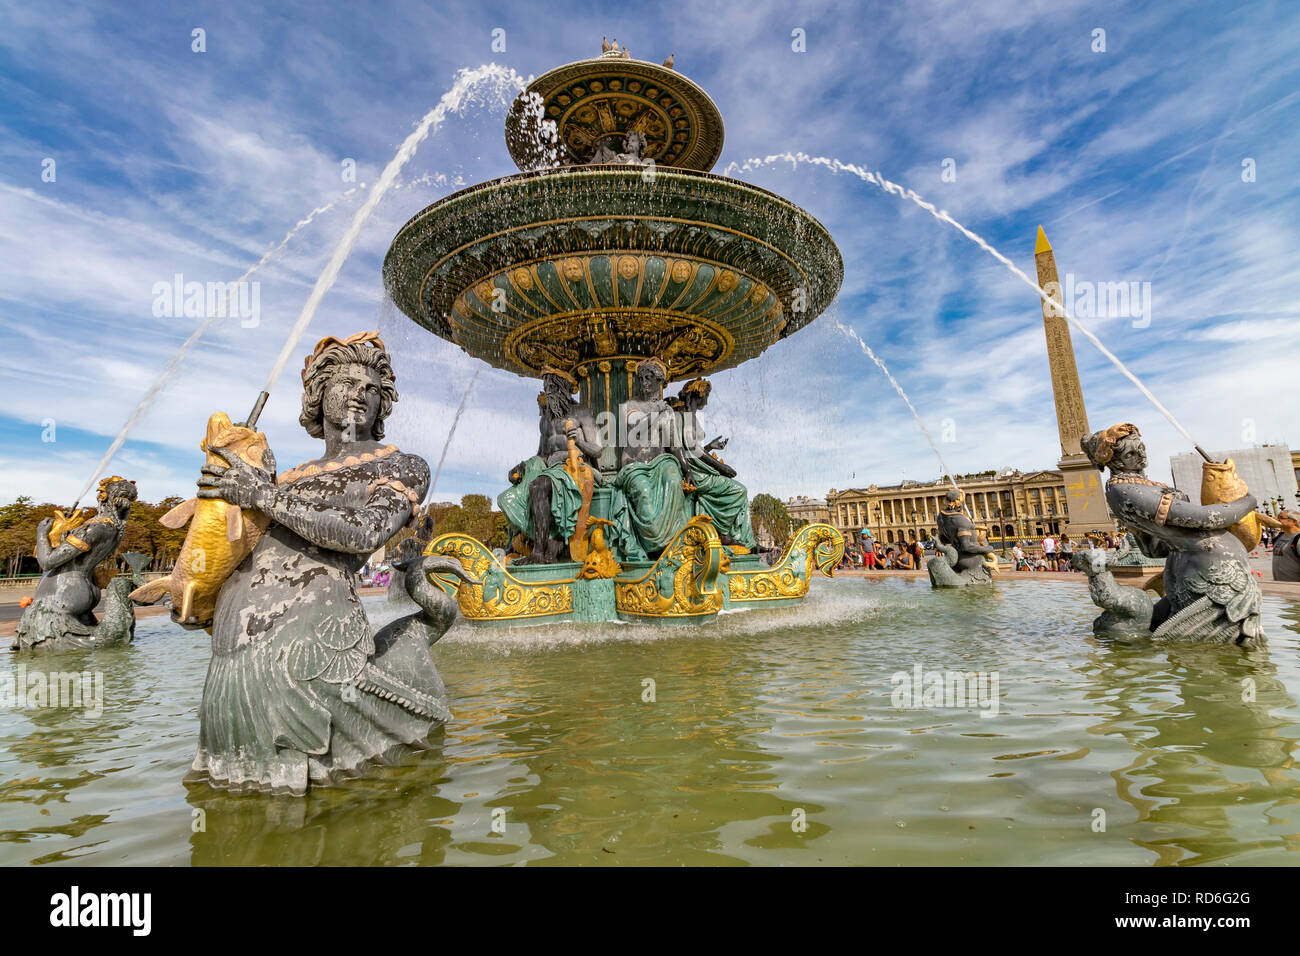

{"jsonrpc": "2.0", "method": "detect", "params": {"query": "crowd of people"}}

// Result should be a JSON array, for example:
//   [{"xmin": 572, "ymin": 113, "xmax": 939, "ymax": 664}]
[
  {"xmin": 839, "ymin": 538, "xmax": 928, "ymax": 570},
  {"xmin": 834, "ymin": 513, "xmax": 1300, "ymax": 584},
  {"xmin": 837, "ymin": 530, "xmax": 1128, "ymax": 573}
]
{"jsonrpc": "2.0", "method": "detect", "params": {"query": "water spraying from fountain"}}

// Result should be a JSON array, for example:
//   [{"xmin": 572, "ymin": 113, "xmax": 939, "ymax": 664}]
[
  {"xmin": 832, "ymin": 317, "xmax": 964, "ymax": 496},
  {"xmin": 429, "ymin": 366, "xmax": 481, "ymax": 496},
  {"xmin": 70, "ymin": 189, "xmax": 365, "ymax": 509},
  {"xmin": 247, "ymin": 64, "xmax": 529, "ymax": 425},
  {"xmin": 723, "ymin": 152, "xmax": 1210, "ymax": 459}
]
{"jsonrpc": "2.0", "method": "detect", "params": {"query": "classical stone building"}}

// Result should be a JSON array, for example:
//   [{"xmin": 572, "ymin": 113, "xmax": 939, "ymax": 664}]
[
  {"xmin": 827, "ymin": 468, "xmax": 1093, "ymax": 547},
  {"xmin": 786, "ymin": 495, "xmax": 830, "ymax": 526}
]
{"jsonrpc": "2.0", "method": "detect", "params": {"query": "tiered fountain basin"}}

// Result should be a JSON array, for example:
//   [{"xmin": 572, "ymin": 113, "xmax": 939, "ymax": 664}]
[
  {"xmin": 383, "ymin": 94, "xmax": 845, "ymax": 626},
  {"xmin": 423, "ymin": 519, "xmax": 845, "ymax": 628},
  {"xmin": 383, "ymin": 165, "xmax": 843, "ymax": 410}
]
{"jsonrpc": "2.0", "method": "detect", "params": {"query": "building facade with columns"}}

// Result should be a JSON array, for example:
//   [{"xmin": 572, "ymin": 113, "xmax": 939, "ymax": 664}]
[
  {"xmin": 827, "ymin": 468, "xmax": 1106, "ymax": 547},
  {"xmin": 786, "ymin": 496, "xmax": 830, "ymax": 526}
]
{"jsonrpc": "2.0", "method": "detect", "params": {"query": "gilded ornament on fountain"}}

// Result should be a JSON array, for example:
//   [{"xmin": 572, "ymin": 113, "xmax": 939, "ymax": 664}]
[{"xmin": 389, "ymin": 42, "xmax": 845, "ymax": 623}]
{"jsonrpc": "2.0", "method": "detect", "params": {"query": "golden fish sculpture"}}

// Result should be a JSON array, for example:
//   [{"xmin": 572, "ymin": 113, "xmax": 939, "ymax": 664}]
[
  {"xmin": 1200, "ymin": 458, "xmax": 1280, "ymax": 552},
  {"xmin": 130, "ymin": 412, "xmax": 271, "ymax": 630}
]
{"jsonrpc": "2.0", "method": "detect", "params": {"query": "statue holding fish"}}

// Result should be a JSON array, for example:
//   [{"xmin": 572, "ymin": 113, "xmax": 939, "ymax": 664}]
[
  {"xmin": 13, "ymin": 476, "xmax": 143, "ymax": 651},
  {"xmin": 1081, "ymin": 422, "xmax": 1266, "ymax": 647},
  {"xmin": 146, "ymin": 332, "xmax": 473, "ymax": 794}
]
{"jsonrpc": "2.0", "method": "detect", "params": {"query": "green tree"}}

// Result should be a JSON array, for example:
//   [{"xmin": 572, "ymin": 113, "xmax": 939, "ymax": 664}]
[
  {"xmin": 385, "ymin": 495, "xmax": 509, "ymax": 556},
  {"xmin": 750, "ymin": 493, "xmax": 794, "ymax": 549}
]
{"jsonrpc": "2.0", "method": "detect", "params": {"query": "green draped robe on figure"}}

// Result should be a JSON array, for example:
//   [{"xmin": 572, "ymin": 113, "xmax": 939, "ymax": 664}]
[
  {"xmin": 498, "ymin": 456, "xmax": 646, "ymax": 562},
  {"xmin": 684, "ymin": 453, "xmax": 756, "ymax": 549},
  {"xmin": 612, "ymin": 453, "xmax": 694, "ymax": 556}
]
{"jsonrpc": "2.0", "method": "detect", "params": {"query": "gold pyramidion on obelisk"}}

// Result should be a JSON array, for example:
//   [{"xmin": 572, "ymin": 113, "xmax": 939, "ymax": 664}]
[{"xmin": 1034, "ymin": 226, "xmax": 1114, "ymax": 535}]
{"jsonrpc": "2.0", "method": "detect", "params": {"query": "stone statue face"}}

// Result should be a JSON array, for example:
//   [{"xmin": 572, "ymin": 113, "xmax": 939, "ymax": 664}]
[
  {"xmin": 322, "ymin": 362, "xmax": 382, "ymax": 438},
  {"xmin": 1111, "ymin": 435, "xmax": 1147, "ymax": 473},
  {"xmin": 634, "ymin": 363, "xmax": 664, "ymax": 399},
  {"xmin": 102, "ymin": 482, "xmax": 137, "ymax": 520}
]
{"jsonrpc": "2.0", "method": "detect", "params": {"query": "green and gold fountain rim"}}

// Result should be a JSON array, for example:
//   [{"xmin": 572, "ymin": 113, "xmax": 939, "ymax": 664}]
[
  {"xmin": 504, "ymin": 54, "xmax": 724, "ymax": 172},
  {"xmin": 382, "ymin": 166, "xmax": 843, "ymax": 382}
]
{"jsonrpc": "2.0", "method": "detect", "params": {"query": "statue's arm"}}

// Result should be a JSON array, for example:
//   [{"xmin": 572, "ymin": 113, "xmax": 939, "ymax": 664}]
[
  {"xmin": 200, "ymin": 448, "xmax": 431, "ymax": 555},
  {"xmin": 573, "ymin": 414, "xmax": 603, "ymax": 462},
  {"xmin": 953, "ymin": 520, "xmax": 994, "ymax": 554},
  {"xmin": 257, "ymin": 456, "xmax": 431, "ymax": 555},
  {"xmin": 708, "ymin": 453, "xmax": 737, "ymax": 478},
  {"xmin": 535, "ymin": 412, "xmax": 548, "ymax": 459},
  {"xmin": 1166, "ymin": 493, "xmax": 1257, "ymax": 531},
  {"xmin": 34, "ymin": 519, "xmax": 87, "ymax": 571}
]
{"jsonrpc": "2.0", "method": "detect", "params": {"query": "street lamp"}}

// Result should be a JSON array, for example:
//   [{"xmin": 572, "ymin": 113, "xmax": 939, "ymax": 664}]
[
  {"xmin": 910, "ymin": 509, "xmax": 919, "ymax": 543},
  {"xmin": 994, "ymin": 507, "xmax": 1006, "ymax": 556},
  {"xmin": 874, "ymin": 504, "xmax": 883, "ymax": 544}
]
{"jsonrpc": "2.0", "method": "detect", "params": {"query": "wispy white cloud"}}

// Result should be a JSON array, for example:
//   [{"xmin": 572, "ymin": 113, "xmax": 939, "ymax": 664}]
[{"xmin": 0, "ymin": 0, "xmax": 1298, "ymax": 509}]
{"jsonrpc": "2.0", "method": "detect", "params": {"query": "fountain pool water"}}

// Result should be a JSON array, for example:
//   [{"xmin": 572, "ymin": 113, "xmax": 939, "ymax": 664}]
[{"xmin": 3, "ymin": 579, "xmax": 1298, "ymax": 865}]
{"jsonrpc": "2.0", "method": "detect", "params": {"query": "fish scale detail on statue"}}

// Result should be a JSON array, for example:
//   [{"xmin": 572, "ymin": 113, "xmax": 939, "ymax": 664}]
[{"xmin": 147, "ymin": 333, "xmax": 474, "ymax": 794}]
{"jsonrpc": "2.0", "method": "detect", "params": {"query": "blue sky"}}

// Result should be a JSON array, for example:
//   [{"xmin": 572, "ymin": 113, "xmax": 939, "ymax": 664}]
[{"xmin": 2, "ymin": 0, "xmax": 1298, "ymax": 507}]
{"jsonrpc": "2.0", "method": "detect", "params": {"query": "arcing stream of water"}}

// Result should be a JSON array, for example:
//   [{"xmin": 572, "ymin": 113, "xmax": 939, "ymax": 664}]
[
  {"xmin": 722, "ymin": 152, "xmax": 1206, "ymax": 455},
  {"xmin": 76, "ymin": 63, "xmax": 527, "ymax": 505},
  {"xmin": 832, "ymin": 317, "xmax": 963, "ymax": 501},
  {"xmin": 71, "ymin": 190, "xmax": 364, "ymax": 508},
  {"xmin": 249, "ymin": 64, "xmax": 528, "ymax": 420},
  {"xmin": 430, "ymin": 367, "xmax": 482, "ymax": 496}
]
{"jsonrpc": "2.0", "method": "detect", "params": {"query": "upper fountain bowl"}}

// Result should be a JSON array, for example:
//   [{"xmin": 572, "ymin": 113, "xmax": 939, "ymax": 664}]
[
  {"xmin": 504, "ymin": 52, "xmax": 725, "ymax": 173},
  {"xmin": 382, "ymin": 165, "xmax": 843, "ymax": 382}
]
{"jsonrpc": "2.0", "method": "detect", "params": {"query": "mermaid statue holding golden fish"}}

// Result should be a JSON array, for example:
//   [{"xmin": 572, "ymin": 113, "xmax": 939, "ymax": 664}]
[
  {"xmin": 163, "ymin": 331, "xmax": 474, "ymax": 794},
  {"xmin": 1080, "ymin": 422, "xmax": 1265, "ymax": 646},
  {"xmin": 13, "ymin": 475, "xmax": 143, "ymax": 651}
]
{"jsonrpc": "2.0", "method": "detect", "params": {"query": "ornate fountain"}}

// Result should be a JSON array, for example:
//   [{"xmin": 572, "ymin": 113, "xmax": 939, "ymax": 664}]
[{"xmin": 384, "ymin": 44, "xmax": 846, "ymax": 625}]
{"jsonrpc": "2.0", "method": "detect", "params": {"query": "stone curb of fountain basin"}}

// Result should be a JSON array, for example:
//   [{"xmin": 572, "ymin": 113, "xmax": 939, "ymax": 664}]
[
  {"xmin": 0, "ymin": 587, "xmax": 389, "ymax": 637},
  {"xmin": 837, "ymin": 568, "xmax": 1300, "ymax": 600}
]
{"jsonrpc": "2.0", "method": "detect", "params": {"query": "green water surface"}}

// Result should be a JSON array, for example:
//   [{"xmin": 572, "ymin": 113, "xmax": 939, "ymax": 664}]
[{"xmin": 2, "ymin": 578, "xmax": 1299, "ymax": 866}]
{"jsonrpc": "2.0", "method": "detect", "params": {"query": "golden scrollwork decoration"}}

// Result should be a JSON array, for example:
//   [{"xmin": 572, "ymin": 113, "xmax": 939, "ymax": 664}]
[
  {"xmin": 424, "ymin": 534, "xmax": 574, "ymax": 622},
  {"xmin": 614, "ymin": 515, "xmax": 725, "ymax": 620},
  {"xmin": 728, "ymin": 523, "xmax": 844, "ymax": 603}
]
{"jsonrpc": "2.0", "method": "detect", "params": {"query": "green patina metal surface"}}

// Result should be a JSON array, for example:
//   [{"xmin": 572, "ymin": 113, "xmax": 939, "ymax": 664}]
[{"xmin": 383, "ymin": 166, "xmax": 842, "ymax": 382}]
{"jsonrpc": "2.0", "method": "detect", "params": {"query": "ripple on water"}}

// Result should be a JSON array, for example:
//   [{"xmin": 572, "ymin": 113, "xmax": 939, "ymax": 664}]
[{"xmin": 0, "ymin": 577, "xmax": 1298, "ymax": 865}]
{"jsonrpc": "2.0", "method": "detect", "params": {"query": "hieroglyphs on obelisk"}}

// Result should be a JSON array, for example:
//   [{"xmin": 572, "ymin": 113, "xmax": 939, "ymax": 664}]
[{"xmin": 1035, "ymin": 226, "xmax": 1115, "ymax": 535}]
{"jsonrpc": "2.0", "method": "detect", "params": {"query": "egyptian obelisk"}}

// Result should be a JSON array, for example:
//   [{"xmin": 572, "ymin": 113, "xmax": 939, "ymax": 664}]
[{"xmin": 1035, "ymin": 226, "xmax": 1114, "ymax": 535}]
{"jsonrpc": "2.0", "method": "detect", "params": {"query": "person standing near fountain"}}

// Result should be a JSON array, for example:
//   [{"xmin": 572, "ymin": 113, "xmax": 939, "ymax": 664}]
[
  {"xmin": 1272, "ymin": 510, "xmax": 1300, "ymax": 582},
  {"xmin": 1080, "ymin": 423, "xmax": 1264, "ymax": 646},
  {"xmin": 14, "ymin": 476, "xmax": 140, "ymax": 650},
  {"xmin": 672, "ymin": 377, "xmax": 756, "ymax": 550},
  {"xmin": 188, "ymin": 332, "xmax": 472, "ymax": 793}
]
